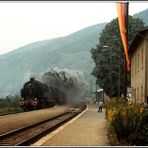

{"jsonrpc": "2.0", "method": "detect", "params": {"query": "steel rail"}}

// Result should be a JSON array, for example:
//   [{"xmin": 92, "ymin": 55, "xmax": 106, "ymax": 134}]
[
  {"xmin": 0, "ymin": 104, "xmax": 86, "ymax": 146},
  {"xmin": 0, "ymin": 111, "xmax": 23, "ymax": 116}
]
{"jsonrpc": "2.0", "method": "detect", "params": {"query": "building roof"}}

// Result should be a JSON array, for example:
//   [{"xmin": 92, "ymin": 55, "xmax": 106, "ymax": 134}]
[
  {"xmin": 129, "ymin": 26, "xmax": 148, "ymax": 55},
  {"xmin": 97, "ymin": 89, "xmax": 103, "ymax": 92},
  {"xmin": 92, "ymin": 89, "xmax": 103, "ymax": 93}
]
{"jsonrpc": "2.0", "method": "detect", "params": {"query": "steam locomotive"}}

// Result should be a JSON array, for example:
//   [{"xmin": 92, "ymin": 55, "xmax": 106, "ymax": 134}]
[{"xmin": 20, "ymin": 77, "xmax": 66, "ymax": 111}]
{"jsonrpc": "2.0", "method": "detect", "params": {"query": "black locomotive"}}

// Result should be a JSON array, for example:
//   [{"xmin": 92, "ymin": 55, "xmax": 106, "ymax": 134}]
[{"xmin": 20, "ymin": 77, "xmax": 66, "ymax": 111}]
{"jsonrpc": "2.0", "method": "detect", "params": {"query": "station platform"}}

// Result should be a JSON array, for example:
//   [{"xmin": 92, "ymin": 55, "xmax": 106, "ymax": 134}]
[{"xmin": 32, "ymin": 104, "xmax": 109, "ymax": 146}]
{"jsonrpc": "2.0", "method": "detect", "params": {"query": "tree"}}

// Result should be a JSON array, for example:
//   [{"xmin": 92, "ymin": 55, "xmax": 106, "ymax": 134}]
[{"xmin": 91, "ymin": 16, "xmax": 144, "ymax": 98}]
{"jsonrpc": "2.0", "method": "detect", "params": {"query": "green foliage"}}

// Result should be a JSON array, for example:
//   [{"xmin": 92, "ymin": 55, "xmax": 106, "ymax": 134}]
[
  {"xmin": 106, "ymin": 98, "xmax": 148, "ymax": 146},
  {"xmin": 0, "ymin": 95, "xmax": 22, "ymax": 113},
  {"xmin": 91, "ymin": 16, "xmax": 144, "ymax": 97}
]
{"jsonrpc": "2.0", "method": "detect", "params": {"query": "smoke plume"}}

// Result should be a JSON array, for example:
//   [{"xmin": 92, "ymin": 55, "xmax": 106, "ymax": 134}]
[{"xmin": 42, "ymin": 67, "xmax": 87, "ymax": 104}]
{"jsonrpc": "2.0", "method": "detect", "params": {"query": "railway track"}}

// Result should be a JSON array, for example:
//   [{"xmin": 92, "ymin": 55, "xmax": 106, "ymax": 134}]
[
  {"xmin": 0, "ymin": 111, "xmax": 23, "ymax": 116},
  {"xmin": 0, "ymin": 104, "xmax": 86, "ymax": 146}
]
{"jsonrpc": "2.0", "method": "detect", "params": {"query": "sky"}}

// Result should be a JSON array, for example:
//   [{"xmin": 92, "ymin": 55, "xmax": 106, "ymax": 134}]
[{"xmin": 0, "ymin": 1, "xmax": 148, "ymax": 55}]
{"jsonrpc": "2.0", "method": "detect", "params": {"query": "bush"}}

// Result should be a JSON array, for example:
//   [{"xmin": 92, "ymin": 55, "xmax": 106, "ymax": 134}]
[
  {"xmin": 106, "ymin": 98, "xmax": 148, "ymax": 146},
  {"xmin": 0, "ymin": 95, "xmax": 22, "ymax": 113}
]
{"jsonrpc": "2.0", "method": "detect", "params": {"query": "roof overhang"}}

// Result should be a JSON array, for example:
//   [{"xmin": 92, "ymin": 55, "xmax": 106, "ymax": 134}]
[{"xmin": 129, "ymin": 26, "xmax": 148, "ymax": 56}]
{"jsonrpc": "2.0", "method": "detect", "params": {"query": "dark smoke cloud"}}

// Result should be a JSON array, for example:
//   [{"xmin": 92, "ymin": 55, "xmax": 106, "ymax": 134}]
[{"xmin": 42, "ymin": 67, "xmax": 87, "ymax": 104}]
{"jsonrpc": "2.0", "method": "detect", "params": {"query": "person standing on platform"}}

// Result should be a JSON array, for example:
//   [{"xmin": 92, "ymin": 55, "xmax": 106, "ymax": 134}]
[{"xmin": 98, "ymin": 101, "xmax": 103, "ymax": 112}]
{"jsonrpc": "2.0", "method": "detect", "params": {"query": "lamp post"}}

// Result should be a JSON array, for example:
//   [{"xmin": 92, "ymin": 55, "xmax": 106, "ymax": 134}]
[
  {"xmin": 89, "ymin": 76, "xmax": 93, "ymax": 99},
  {"xmin": 103, "ymin": 45, "xmax": 122, "ymax": 99},
  {"xmin": 118, "ymin": 45, "xmax": 121, "ymax": 98},
  {"xmin": 103, "ymin": 45, "xmax": 112, "ymax": 98}
]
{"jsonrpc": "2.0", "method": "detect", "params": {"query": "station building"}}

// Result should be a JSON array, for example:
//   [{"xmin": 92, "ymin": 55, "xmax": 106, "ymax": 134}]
[{"xmin": 129, "ymin": 27, "xmax": 148, "ymax": 103}]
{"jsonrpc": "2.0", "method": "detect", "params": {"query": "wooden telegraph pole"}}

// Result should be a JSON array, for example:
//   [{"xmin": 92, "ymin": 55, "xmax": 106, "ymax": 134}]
[
  {"xmin": 124, "ymin": 2, "xmax": 129, "ymax": 100},
  {"xmin": 116, "ymin": 2, "xmax": 130, "ymax": 100}
]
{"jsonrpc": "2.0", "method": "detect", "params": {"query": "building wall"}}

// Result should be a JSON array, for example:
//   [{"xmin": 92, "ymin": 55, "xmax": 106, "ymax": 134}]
[
  {"xmin": 131, "ymin": 32, "xmax": 148, "ymax": 103},
  {"xmin": 96, "ymin": 90, "xmax": 109, "ymax": 103},
  {"xmin": 145, "ymin": 33, "xmax": 148, "ymax": 98}
]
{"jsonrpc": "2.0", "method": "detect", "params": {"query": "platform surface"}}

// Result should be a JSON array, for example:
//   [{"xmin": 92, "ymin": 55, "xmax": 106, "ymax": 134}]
[{"xmin": 35, "ymin": 104, "xmax": 109, "ymax": 146}]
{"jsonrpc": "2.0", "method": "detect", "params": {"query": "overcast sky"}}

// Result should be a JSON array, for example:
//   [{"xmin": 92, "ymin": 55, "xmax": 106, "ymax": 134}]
[{"xmin": 0, "ymin": 1, "xmax": 148, "ymax": 55}]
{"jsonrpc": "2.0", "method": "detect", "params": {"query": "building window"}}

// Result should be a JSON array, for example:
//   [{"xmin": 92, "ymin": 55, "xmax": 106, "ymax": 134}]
[
  {"xmin": 142, "ymin": 49, "xmax": 143, "ymax": 69},
  {"xmin": 135, "ymin": 56, "xmax": 136, "ymax": 74},
  {"xmin": 132, "ymin": 88, "xmax": 136, "ymax": 101},
  {"xmin": 132, "ymin": 58, "xmax": 133, "ymax": 76},
  {"xmin": 137, "ymin": 87, "xmax": 139, "ymax": 103},
  {"xmin": 138, "ymin": 54, "xmax": 139, "ymax": 72},
  {"xmin": 141, "ymin": 85, "xmax": 143, "ymax": 102},
  {"xmin": 132, "ymin": 58, "xmax": 134, "ymax": 77},
  {"xmin": 135, "ymin": 88, "xmax": 137, "ymax": 103}
]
